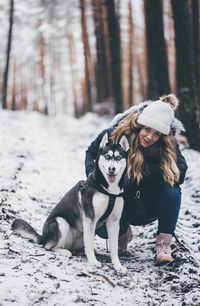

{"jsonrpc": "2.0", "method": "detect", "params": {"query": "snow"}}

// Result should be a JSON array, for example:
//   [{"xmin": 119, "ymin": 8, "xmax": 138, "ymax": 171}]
[{"xmin": 0, "ymin": 110, "xmax": 200, "ymax": 305}]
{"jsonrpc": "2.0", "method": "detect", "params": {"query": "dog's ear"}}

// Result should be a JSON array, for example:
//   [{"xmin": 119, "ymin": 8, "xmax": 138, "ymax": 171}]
[
  {"xmin": 119, "ymin": 135, "xmax": 129, "ymax": 152},
  {"xmin": 99, "ymin": 132, "xmax": 109, "ymax": 148}
]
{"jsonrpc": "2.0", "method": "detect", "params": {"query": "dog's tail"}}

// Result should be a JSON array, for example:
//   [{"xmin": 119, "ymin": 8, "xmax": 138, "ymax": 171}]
[{"xmin": 11, "ymin": 219, "xmax": 42, "ymax": 244}]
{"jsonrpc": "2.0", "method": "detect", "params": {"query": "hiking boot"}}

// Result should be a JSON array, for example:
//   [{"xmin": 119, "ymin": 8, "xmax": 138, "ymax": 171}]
[
  {"xmin": 156, "ymin": 233, "xmax": 173, "ymax": 264},
  {"xmin": 118, "ymin": 225, "xmax": 133, "ymax": 253}
]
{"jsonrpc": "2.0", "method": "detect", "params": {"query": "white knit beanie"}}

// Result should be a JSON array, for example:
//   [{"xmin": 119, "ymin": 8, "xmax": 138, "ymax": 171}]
[{"xmin": 137, "ymin": 94, "xmax": 179, "ymax": 135}]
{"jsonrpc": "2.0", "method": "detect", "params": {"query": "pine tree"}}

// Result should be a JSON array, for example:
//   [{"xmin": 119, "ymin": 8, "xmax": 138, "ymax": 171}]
[
  {"xmin": 171, "ymin": 0, "xmax": 200, "ymax": 150},
  {"xmin": 91, "ymin": 0, "xmax": 109, "ymax": 103},
  {"xmin": 128, "ymin": 0, "xmax": 134, "ymax": 107},
  {"xmin": 105, "ymin": 0, "xmax": 123, "ymax": 113},
  {"xmin": 191, "ymin": 0, "xmax": 200, "ymax": 104},
  {"xmin": 2, "ymin": 0, "xmax": 14, "ymax": 109},
  {"xmin": 144, "ymin": 0, "xmax": 170, "ymax": 100},
  {"xmin": 80, "ymin": 0, "xmax": 92, "ymax": 113}
]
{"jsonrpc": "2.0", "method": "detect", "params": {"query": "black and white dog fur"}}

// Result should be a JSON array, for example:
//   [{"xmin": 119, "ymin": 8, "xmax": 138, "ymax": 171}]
[{"xmin": 12, "ymin": 132, "xmax": 129, "ymax": 273}]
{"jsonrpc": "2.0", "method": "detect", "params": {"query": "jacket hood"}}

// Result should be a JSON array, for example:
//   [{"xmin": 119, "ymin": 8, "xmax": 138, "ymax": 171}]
[{"xmin": 109, "ymin": 101, "xmax": 185, "ymax": 138}]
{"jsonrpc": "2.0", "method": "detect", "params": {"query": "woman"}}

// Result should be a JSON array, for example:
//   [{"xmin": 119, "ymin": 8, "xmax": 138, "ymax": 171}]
[{"xmin": 85, "ymin": 94, "xmax": 188, "ymax": 264}]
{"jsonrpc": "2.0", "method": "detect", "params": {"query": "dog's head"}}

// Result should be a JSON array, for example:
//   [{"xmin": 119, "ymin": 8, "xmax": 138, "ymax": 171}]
[{"xmin": 97, "ymin": 132, "xmax": 129, "ymax": 191}]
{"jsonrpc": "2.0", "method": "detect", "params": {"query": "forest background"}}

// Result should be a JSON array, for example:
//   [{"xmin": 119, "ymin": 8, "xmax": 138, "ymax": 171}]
[{"xmin": 1, "ymin": 0, "xmax": 200, "ymax": 150}]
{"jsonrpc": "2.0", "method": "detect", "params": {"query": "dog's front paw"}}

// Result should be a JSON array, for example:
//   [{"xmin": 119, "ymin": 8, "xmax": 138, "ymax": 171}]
[
  {"xmin": 55, "ymin": 248, "xmax": 72, "ymax": 258},
  {"xmin": 89, "ymin": 259, "xmax": 102, "ymax": 268},
  {"xmin": 114, "ymin": 264, "xmax": 127, "ymax": 274}
]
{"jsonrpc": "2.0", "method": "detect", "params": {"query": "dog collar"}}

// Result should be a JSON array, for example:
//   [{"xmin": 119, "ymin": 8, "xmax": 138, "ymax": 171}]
[
  {"xmin": 87, "ymin": 175, "xmax": 124, "ymax": 197},
  {"xmin": 86, "ymin": 175, "xmax": 124, "ymax": 223}
]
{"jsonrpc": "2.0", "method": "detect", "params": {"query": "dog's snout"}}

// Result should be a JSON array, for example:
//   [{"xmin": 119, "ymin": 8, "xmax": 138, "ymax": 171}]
[{"xmin": 108, "ymin": 166, "xmax": 116, "ymax": 172}]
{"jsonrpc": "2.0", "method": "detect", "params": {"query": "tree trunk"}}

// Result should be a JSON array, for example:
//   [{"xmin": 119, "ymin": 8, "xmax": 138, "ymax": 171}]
[
  {"xmin": 136, "ymin": 57, "xmax": 146, "ymax": 102},
  {"xmin": 171, "ymin": 0, "xmax": 200, "ymax": 151},
  {"xmin": 80, "ymin": 0, "xmax": 92, "ymax": 113},
  {"xmin": 191, "ymin": 0, "xmax": 200, "ymax": 103},
  {"xmin": 144, "ymin": 0, "xmax": 170, "ymax": 100},
  {"xmin": 20, "ymin": 71, "xmax": 28, "ymax": 110},
  {"xmin": 67, "ymin": 33, "xmax": 79, "ymax": 118},
  {"xmin": 39, "ymin": 29, "xmax": 45, "ymax": 111},
  {"xmin": 2, "ymin": 0, "xmax": 14, "ymax": 109},
  {"xmin": 128, "ymin": 0, "xmax": 134, "ymax": 107},
  {"xmin": 168, "ymin": 1, "xmax": 176, "ymax": 94},
  {"xmin": 11, "ymin": 57, "xmax": 16, "ymax": 110},
  {"xmin": 105, "ymin": 0, "xmax": 123, "ymax": 114},
  {"xmin": 101, "ymin": 1, "xmax": 113, "ymax": 98},
  {"xmin": 91, "ymin": 0, "xmax": 109, "ymax": 103}
]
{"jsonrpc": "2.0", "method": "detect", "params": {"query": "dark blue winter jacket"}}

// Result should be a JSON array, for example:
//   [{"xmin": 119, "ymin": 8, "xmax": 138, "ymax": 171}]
[{"xmin": 85, "ymin": 127, "xmax": 188, "ymax": 197}]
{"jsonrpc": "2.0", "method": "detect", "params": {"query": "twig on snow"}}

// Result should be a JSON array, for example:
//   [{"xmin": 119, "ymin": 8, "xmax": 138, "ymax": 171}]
[
  {"xmin": 28, "ymin": 253, "xmax": 45, "ymax": 257},
  {"xmin": 0, "ymin": 198, "xmax": 7, "ymax": 205},
  {"xmin": 102, "ymin": 275, "xmax": 116, "ymax": 288},
  {"xmin": 77, "ymin": 272, "xmax": 90, "ymax": 277},
  {"xmin": 88, "ymin": 271, "xmax": 116, "ymax": 288},
  {"xmin": 8, "ymin": 247, "xmax": 20, "ymax": 255},
  {"xmin": 45, "ymin": 273, "xmax": 57, "ymax": 279}
]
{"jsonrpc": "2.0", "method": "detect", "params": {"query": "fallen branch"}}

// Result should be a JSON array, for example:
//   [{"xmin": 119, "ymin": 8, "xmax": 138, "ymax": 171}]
[
  {"xmin": 28, "ymin": 253, "xmax": 45, "ymax": 257},
  {"xmin": 102, "ymin": 275, "xmax": 116, "ymax": 288},
  {"xmin": 45, "ymin": 273, "xmax": 57, "ymax": 279},
  {"xmin": 77, "ymin": 272, "xmax": 90, "ymax": 277},
  {"xmin": 8, "ymin": 247, "xmax": 20, "ymax": 255}
]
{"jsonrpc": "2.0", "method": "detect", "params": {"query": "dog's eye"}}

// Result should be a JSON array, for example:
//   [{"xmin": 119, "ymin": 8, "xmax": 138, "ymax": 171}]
[
  {"xmin": 115, "ymin": 156, "xmax": 122, "ymax": 161},
  {"xmin": 104, "ymin": 154, "xmax": 111, "ymax": 160}
]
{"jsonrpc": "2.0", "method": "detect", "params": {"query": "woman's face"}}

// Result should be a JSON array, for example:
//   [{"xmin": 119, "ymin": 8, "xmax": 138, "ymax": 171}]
[{"xmin": 139, "ymin": 127, "xmax": 161, "ymax": 148}]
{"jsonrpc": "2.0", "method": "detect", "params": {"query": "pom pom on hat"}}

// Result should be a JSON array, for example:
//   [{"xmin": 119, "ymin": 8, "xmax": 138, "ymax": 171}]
[
  {"xmin": 160, "ymin": 94, "xmax": 179, "ymax": 111},
  {"xmin": 137, "ymin": 94, "xmax": 179, "ymax": 135}
]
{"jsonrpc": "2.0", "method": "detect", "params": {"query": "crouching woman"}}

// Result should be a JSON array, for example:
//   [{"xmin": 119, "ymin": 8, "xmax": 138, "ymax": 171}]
[{"xmin": 85, "ymin": 94, "xmax": 188, "ymax": 264}]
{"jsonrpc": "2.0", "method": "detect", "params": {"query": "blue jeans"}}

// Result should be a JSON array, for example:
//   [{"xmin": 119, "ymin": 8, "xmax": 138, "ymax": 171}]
[{"xmin": 95, "ymin": 184, "xmax": 182, "ymax": 238}]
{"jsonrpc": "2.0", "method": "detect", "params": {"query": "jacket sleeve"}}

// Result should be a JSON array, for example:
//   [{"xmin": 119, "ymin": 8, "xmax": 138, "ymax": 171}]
[
  {"xmin": 85, "ymin": 129, "xmax": 109, "ymax": 177},
  {"xmin": 175, "ymin": 143, "xmax": 188, "ymax": 185}
]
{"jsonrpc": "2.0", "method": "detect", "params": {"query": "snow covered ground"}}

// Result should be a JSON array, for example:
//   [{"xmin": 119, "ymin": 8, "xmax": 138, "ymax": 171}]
[{"xmin": 0, "ymin": 110, "xmax": 200, "ymax": 306}]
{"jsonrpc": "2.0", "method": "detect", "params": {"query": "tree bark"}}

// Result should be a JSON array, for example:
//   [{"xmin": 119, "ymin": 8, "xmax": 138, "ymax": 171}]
[
  {"xmin": 171, "ymin": 0, "xmax": 200, "ymax": 150},
  {"xmin": 191, "ymin": 0, "xmax": 200, "ymax": 103},
  {"xmin": 2, "ymin": 0, "xmax": 14, "ymax": 109},
  {"xmin": 101, "ymin": 1, "xmax": 113, "ymax": 98},
  {"xmin": 11, "ymin": 57, "xmax": 16, "ymax": 110},
  {"xmin": 80, "ymin": 0, "xmax": 92, "ymax": 113},
  {"xmin": 128, "ymin": 0, "xmax": 134, "ymax": 107},
  {"xmin": 105, "ymin": 0, "xmax": 123, "ymax": 113},
  {"xmin": 67, "ymin": 33, "xmax": 79, "ymax": 118},
  {"xmin": 144, "ymin": 0, "xmax": 170, "ymax": 100},
  {"xmin": 91, "ymin": 0, "xmax": 109, "ymax": 103}
]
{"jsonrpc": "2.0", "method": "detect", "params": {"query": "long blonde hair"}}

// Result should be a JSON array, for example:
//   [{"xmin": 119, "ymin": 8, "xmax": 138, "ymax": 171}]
[{"xmin": 111, "ymin": 112, "xmax": 180, "ymax": 186}]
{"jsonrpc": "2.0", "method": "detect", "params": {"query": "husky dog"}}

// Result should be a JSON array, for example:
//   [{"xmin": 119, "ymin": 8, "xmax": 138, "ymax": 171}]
[{"xmin": 12, "ymin": 132, "xmax": 129, "ymax": 273}]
